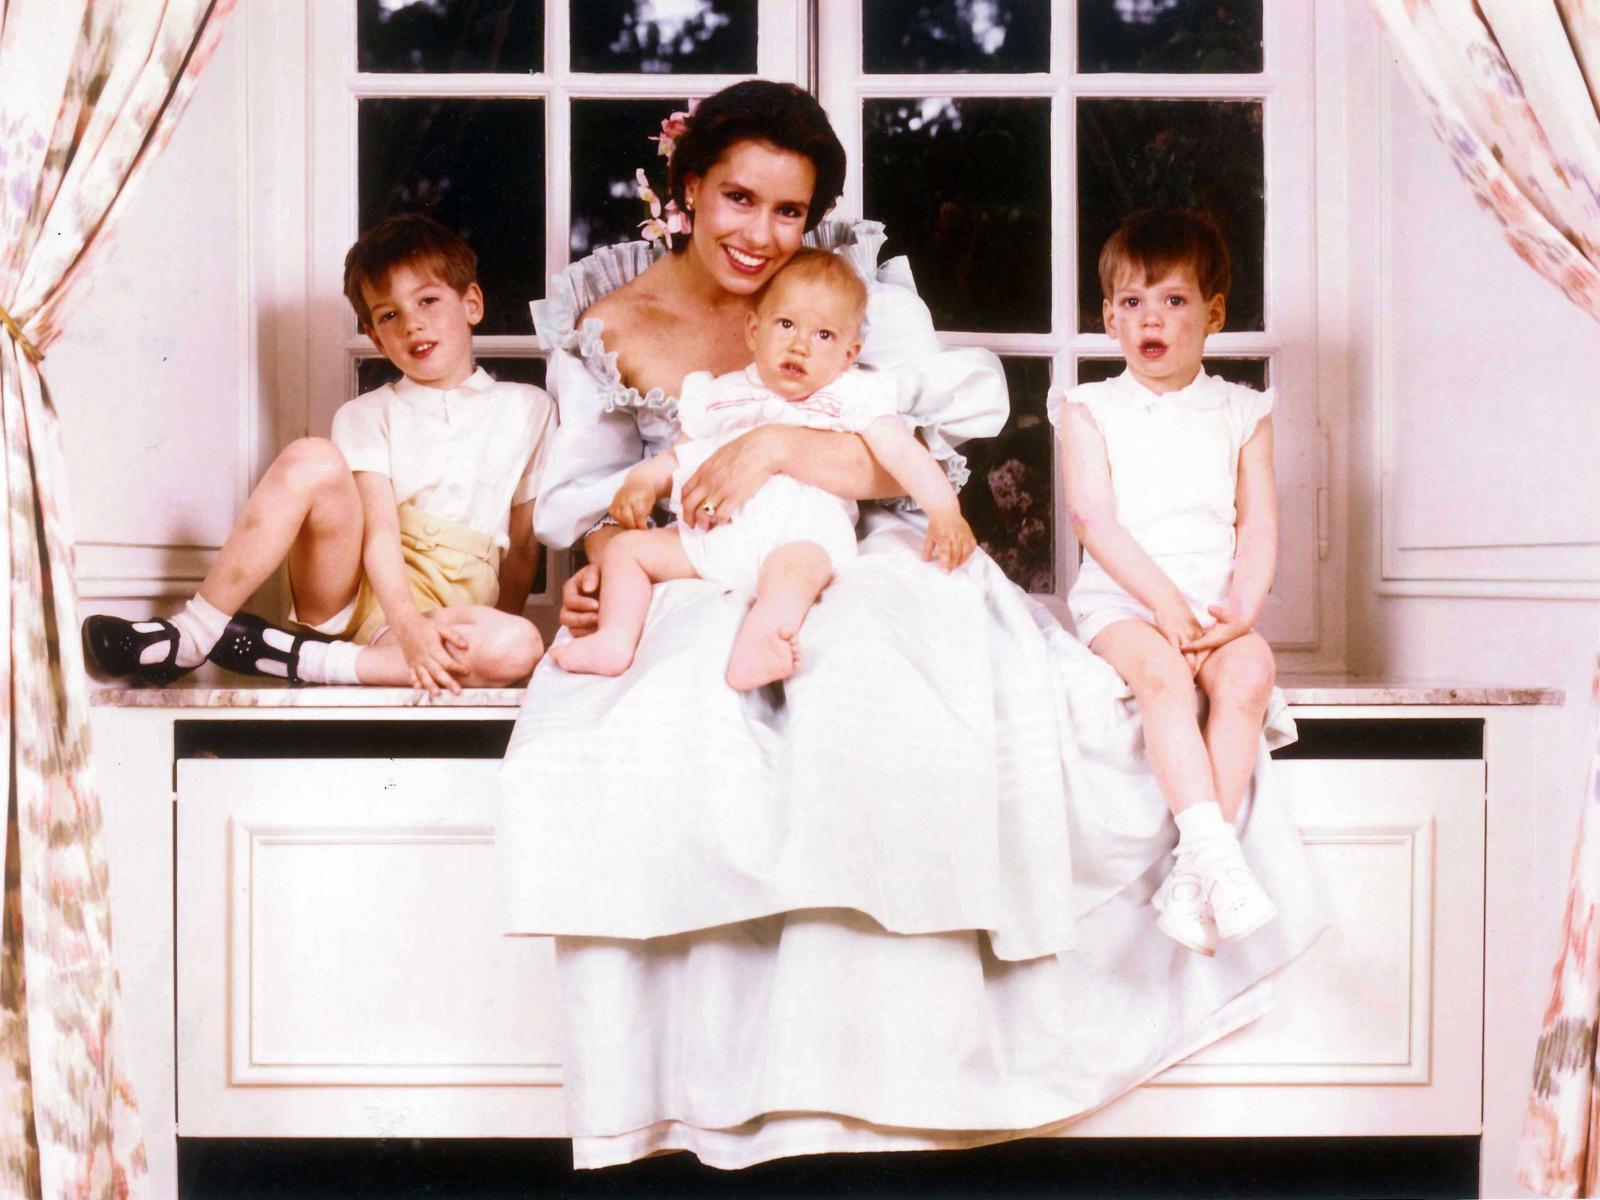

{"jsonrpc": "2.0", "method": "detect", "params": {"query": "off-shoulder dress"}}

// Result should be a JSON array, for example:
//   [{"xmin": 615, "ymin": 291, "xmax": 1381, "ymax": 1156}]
[{"xmin": 495, "ymin": 221, "xmax": 1326, "ymax": 1169}]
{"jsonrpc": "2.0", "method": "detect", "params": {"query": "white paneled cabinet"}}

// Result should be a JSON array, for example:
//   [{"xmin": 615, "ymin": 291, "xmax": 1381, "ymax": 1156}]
[{"xmin": 93, "ymin": 688, "xmax": 1557, "ymax": 1199}]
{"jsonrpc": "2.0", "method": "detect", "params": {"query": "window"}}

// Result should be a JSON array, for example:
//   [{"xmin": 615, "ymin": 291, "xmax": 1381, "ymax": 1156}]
[{"xmin": 307, "ymin": 2, "xmax": 1326, "ymax": 652}]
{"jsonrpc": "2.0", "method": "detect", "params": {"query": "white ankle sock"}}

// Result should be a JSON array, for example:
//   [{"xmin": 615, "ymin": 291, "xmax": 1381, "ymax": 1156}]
[
  {"xmin": 292, "ymin": 638, "xmax": 364, "ymax": 685},
  {"xmin": 155, "ymin": 595, "xmax": 232, "ymax": 669},
  {"xmin": 1173, "ymin": 801, "xmax": 1230, "ymax": 854}
]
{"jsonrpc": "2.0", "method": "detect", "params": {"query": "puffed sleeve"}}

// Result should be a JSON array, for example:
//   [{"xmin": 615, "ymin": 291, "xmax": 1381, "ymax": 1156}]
[
  {"xmin": 1230, "ymin": 385, "xmax": 1276, "ymax": 452},
  {"xmin": 1045, "ymin": 383, "xmax": 1102, "ymax": 434},
  {"xmin": 510, "ymin": 387, "xmax": 558, "ymax": 507},
  {"xmin": 532, "ymin": 348, "xmax": 675, "ymax": 549},
  {"xmin": 828, "ymin": 221, "xmax": 1008, "ymax": 494},
  {"xmin": 330, "ymin": 393, "xmax": 390, "ymax": 476}
]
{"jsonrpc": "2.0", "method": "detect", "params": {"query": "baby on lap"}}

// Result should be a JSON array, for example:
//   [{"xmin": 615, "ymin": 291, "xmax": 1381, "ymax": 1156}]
[{"xmin": 552, "ymin": 249, "xmax": 976, "ymax": 690}]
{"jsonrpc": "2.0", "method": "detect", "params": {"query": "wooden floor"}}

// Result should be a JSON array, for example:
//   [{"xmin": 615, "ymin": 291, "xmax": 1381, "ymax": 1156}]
[{"xmin": 178, "ymin": 1136, "xmax": 1480, "ymax": 1199}]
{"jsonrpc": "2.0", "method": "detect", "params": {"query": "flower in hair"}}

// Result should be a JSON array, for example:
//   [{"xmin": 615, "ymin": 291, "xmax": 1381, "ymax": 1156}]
[
  {"xmin": 654, "ymin": 101, "xmax": 698, "ymax": 162},
  {"xmin": 636, "ymin": 167, "xmax": 691, "ymax": 243}
]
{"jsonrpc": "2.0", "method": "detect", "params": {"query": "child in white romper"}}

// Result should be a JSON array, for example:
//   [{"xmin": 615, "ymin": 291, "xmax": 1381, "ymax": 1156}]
[
  {"xmin": 1053, "ymin": 209, "xmax": 1280, "ymax": 956},
  {"xmin": 552, "ymin": 249, "xmax": 977, "ymax": 690}
]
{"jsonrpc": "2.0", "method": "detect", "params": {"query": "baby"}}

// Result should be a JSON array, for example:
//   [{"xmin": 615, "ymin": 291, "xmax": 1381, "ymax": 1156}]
[
  {"xmin": 553, "ymin": 248, "xmax": 975, "ymax": 690},
  {"xmin": 1055, "ymin": 208, "xmax": 1280, "ymax": 956}
]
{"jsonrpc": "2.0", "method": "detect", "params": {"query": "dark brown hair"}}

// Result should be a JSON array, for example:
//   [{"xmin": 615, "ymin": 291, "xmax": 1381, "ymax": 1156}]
[
  {"xmin": 666, "ymin": 80, "xmax": 846, "ymax": 249},
  {"xmin": 343, "ymin": 213, "xmax": 478, "ymax": 327},
  {"xmin": 1097, "ymin": 208, "xmax": 1231, "ymax": 304}
]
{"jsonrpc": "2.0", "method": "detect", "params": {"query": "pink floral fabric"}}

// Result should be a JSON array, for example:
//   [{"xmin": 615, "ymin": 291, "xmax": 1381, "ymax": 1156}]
[
  {"xmin": 0, "ymin": 2, "xmax": 233, "ymax": 1196},
  {"xmin": 1366, "ymin": 2, "xmax": 1600, "ymax": 1194}
]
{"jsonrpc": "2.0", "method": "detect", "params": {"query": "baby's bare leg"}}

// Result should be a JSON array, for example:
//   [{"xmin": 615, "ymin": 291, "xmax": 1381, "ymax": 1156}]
[
  {"xmin": 1090, "ymin": 619, "xmax": 1217, "ymax": 816},
  {"xmin": 725, "ymin": 541, "xmax": 833, "ymax": 691},
  {"xmin": 552, "ymin": 529, "xmax": 697, "ymax": 676},
  {"xmin": 1195, "ymin": 632, "xmax": 1277, "ymax": 822}
]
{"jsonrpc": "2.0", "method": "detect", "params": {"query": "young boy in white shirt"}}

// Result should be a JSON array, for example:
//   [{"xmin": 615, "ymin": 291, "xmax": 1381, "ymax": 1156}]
[{"xmin": 84, "ymin": 214, "xmax": 553, "ymax": 694}]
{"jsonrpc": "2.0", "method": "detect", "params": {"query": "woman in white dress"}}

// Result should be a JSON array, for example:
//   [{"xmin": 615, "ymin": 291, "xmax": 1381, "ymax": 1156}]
[{"xmin": 496, "ymin": 80, "xmax": 1325, "ymax": 1169}]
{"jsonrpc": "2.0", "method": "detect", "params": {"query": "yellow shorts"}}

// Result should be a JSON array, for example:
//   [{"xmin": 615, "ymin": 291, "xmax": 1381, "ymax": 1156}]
[{"xmin": 292, "ymin": 505, "xmax": 501, "ymax": 645}]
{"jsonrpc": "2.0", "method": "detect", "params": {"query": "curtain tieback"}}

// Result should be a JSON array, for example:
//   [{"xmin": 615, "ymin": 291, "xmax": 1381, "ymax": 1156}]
[{"xmin": 0, "ymin": 300, "xmax": 42, "ymax": 364}]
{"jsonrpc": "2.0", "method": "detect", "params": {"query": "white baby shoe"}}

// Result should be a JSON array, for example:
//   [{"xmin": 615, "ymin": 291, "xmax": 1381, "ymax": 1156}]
[
  {"xmin": 1153, "ymin": 852, "xmax": 1218, "ymax": 956},
  {"xmin": 1193, "ymin": 838, "xmax": 1278, "ymax": 943}
]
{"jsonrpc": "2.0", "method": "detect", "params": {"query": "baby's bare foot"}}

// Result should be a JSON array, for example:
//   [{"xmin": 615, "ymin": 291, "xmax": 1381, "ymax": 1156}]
[
  {"xmin": 725, "ymin": 625, "xmax": 799, "ymax": 691},
  {"xmin": 551, "ymin": 632, "xmax": 635, "ymax": 677}
]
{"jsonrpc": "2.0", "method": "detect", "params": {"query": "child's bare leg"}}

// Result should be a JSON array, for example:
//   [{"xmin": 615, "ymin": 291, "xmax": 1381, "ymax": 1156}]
[
  {"xmin": 725, "ymin": 541, "xmax": 832, "ymax": 691},
  {"xmin": 204, "ymin": 437, "xmax": 364, "ymax": 620},
  {"xmin": 552, "ymin": 529, "xmax": 697, "ymax": 676},
  {"xmin": 358, "ymin": 606, "xmax": 544, "ymax": 688},
  {"xmin": 1090, "ymin": 619, "xmax": 1217, "ymax": 815},
  {"xmin": 1195, "ymin": 632, "xmax": 1277, "ymax": 823}
]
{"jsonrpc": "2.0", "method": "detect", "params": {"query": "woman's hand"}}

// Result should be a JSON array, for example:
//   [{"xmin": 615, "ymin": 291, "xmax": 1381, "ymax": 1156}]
[
  {"xmin": 560, "ymin": 562, "xmax": 603, "ymax": 634},
  {"xmin": 392, "ymin": 611, "xmax": 469, "ymax": 696},
  {"xmin": 679, "ymin": 426, "xmax": 784, "ymax": 530},
  {"xmin": 923, "ymin": 509, "xmax": 977, "ymax": 572}
]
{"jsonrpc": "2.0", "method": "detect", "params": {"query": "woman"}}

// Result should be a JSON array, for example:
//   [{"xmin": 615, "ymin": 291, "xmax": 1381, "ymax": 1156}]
[{"xmin": 496, "ymin": 81, "xmax": 1323, "ymax": 1168}]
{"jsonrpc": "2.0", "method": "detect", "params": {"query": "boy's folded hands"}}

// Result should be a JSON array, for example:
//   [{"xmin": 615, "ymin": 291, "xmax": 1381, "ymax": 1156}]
[{"xmin": 391, "ymin": 611, "xmax": 469, "ymax": 695}]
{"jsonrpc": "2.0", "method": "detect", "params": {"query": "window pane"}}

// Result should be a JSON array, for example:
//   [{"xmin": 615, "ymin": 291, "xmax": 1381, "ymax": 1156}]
[
  {"xmin": 1075, "ymin": 355, "xmax": 1268, "ymax": 390},
  {"xmin": 359, "ymin": 99, "xmax": 545, "ymax": 335},
  {"xmin": 357, "ymin": 0, "xmax": 543, "ymax": 74},
  {"xmin": 864, "ymin": 0, "xmax": 1050, "ymax": 74},
  {"xmin": 1078, "ymin": 0, "xmax": 1263, "ymax": 74},
  {"xmin": 864, "ymin": 98, "xmax": 1050, "ymax": 333},
  {"xmin": 571, "ymin": 99, "xmax": 689, "ymax": 261},
  {"xmin": 1077, "ymin": 98, "xmax": 1264, "ymax": 333},
  {"xmin": 571, "ymin": 0, "xmax": 757, "ymax": 74},
  {"xmin": 963, "ymin": 357, "xmax": 1054, "ymax": 593}
]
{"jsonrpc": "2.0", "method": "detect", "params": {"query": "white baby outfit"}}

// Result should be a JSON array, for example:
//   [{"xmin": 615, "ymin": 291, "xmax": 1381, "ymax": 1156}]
[
  {"xmin": 672, "ymin": 364, "xmax": 900, "ymax": 592},
  {"xmin": 1048, "ymin": 367, "xmax": 1275, "ymax": 645}
]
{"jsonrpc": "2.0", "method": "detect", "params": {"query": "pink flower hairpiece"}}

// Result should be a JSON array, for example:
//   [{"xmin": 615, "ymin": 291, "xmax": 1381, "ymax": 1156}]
[{"xmin": 637, "ymin": 101, "xmax": 698, "ymax": 243}]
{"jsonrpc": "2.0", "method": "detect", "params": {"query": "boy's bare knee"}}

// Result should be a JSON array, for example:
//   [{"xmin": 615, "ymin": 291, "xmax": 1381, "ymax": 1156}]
[
  {"xmin": 1212, "ymin": 645, "xmax": 1275, "ymax": 711},
  {"xmin": 273, "ymin": 437, "xmax": 349, "ymax": 496},
  {"xmin": 477, "ymin": 616, "xmax": 543, "ymax": 685},
  {"xmin": 1127, "ymin": 655, "xmax": 1195, "ymax": 709}
]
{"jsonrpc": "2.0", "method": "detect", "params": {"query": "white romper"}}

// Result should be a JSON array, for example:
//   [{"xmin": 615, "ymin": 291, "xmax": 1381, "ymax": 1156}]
[
  {"xmin": 672, "ymin": 364, "xmax": 899, "ymax": 593},
  {"xmin": 1048, "ymin": 368, "xmax": 1275, "ymax": 646}
]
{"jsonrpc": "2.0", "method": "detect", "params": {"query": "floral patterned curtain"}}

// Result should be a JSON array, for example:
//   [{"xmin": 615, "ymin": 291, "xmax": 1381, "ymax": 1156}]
[
  {"xmin": 1365, "ymin": 1, "xmax": 1600, "ymax": 1195},
  {"xmin": 0, "ymin": 2, "xmax": 234, "ymax": 1196}
]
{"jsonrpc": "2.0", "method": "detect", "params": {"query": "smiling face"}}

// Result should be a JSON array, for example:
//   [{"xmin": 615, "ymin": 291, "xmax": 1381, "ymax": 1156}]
[
  {"xmin": 1102, "ymin": 265, "xmax": 1226, "ymax": 394},
  {"xmin": 745, "ymin": 271, "xmax": 863, "ymax": 401},
  {"xmin": 362, "ymin": 262, "xmax": 483, "ymax": 389},
  {"xmin": 683, "ymin": 138, "xmax": 817, "ymax": 295}
]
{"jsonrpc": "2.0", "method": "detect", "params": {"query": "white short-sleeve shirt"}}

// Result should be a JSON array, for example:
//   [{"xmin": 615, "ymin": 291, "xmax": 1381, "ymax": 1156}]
[{"xmin": 331, "ymin": 366, "xmax": 556, "ymax": 550}]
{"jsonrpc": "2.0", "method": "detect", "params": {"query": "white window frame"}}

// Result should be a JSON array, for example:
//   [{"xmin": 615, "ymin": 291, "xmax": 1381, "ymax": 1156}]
[
  {"xmin": 302, "ymin": 1, "xmax": 810, "ymax": 621},
  {"xmin": 817, "ymin": 3, "xmax": 1330, "ymax": 659}
]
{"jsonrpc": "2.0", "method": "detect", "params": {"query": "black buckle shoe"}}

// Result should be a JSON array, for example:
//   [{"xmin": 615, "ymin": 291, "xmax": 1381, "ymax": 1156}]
[
  {"xmin": 82, "ymin": 615, "xmax": 194, "ymax": 686},
  {"xmin": 207, "ymin": 612, "xmax": 332, "ymax": 686}
]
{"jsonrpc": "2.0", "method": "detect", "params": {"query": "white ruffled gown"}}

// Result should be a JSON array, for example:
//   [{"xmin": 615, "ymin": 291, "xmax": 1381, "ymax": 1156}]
[{"xmin": 496, "ymin": 221, "xmax": 1326, "ymax": 1169}]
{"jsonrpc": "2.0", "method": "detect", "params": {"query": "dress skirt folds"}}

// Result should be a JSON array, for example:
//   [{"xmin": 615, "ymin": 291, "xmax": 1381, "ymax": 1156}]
[{"xmin": 495, "ymin": 222, "xmax": 1327, "ymax": 1169}]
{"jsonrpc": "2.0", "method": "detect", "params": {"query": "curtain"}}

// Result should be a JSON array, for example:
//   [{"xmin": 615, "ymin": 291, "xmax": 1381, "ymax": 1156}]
[
  {"xmin": 0, "ymin": 3, "xmax": 234, "ymax": 1197},
  {"xmin": 1366, "ymin": 2, "xmax": 1600, "ymax": 1195}
]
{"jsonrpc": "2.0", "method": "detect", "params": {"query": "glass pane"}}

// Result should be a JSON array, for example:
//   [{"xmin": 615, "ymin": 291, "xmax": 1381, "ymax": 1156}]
[
  {"xmin": 571, "ymin": 0, "xmax": 757, "ymax": 74},
  {"xmin": 357, "ymin": 0, "xmax": 543, "ymax": 74},
  {"xmin": 864, "ymin": 0, "xmax": 1050, "ymax": 74},
  {"xmin": 864, "ymin": 98, "xmax": 1051, "ymax": 333},
  {"xmin": 1075, "ymin": 355, "xmax": 1268, "ymax": 390},
  {"xmin": 963, "ymin": 357, "xmax": 1055, "ymax": 593},
  {"xmin": 1077, "ymin": 98, "xmax": 1264, "ymax": 333},
  {"xmin": 1078, "ymin": 0, "xmax": 1263, "ymax": 74},
  {"xmin": 359, "ymin": 99, "xmax": 545, "ymax": 335},
  {"xmin": 571, "ymin": 99, "xmax": 689, "ymax": 261}
]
